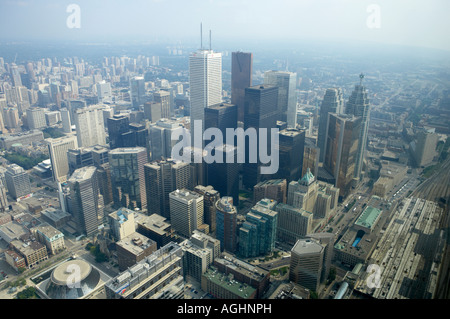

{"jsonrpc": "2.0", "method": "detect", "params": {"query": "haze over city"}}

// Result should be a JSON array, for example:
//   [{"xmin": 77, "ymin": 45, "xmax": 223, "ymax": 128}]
[{"xmin": 0, "ymin": 0, "xmax": 449, "ymax": 311}]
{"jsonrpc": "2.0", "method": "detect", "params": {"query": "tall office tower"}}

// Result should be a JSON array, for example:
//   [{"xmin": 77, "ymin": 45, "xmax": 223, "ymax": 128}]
[
  {"xmin": 96, "ymin": 163, "xmax": 113, "ymax": 206},
  {"xmin": 10, "ymin": 63, "xmax": 22, "ymax": 87},
  {"xmin": 47, "ymin": 135, "xmax": 78, "ymax": 182},
  {"xmin": 74, "ymin": 106, "xmax": 106, "ymax": 147},
  {"xmin": 189, "ymin": 48, "xmax": 222, "ymax": 145},
  {"xmin": 275, "ymin": 203, "xmax": 313, "ymax": 245},
  {"xmin": 67, "ymin": 148, "xmax": 94, "ymax": 175},
  {"xmin": 109, "ymin": 147, "xmax": 147, "ymax": 210},
  {"xmin": 253, "ymin": 179, "xmax": 287, "ymax": 205},
  {"xmin": 68, "ymin": 166, "xmax": 100, "ymax": 237},
  {"xmin": 120, "ymin": 123, "xmax": 149, "ymax": 160},
  {"xmin": 68, "ymin": 99, "xmax": 87, "ymax": 120},
  {"xmin": 90, "ymin": 145, "xmax": 109, "ymax": 167},
  {"xmin": 287, "ymin": 168, "xmax": 318, "ymax": 213},
  {"xmin": 3, "ymin": 108, "xmax": 20, "ymax": 129},
  {"xmin": 411, "ymin": 129, "xmax": 439, "ymax": 167},
  {"xmin": 26, "ymin": 108, "xmax": 46, "ymax": 130},
  {"xmin": 194, "ymin": 185, "xmax": 220, "ymax": 234},
  {"xmin": 105, "ymin": 242, "xmax": 184, "ymax": 300},
  {"xmin": 345, "ymin": 76, "xmax": 370, "ymax": 181},
  {"xmin": 289, "ymin": 238, "xmax": 324, "ymax": 291},
  {"xmin": 143, "ymin": 102, "xmax": 162, "ymax": 123},
  {"xmin": 302, "ymin": 137, "xmax": 320, "ymax": 178},
  {"xmin": 0, "ymin": 178, "xmax": 8, "ymax": 212},
  {"xmin": 185, "ymin": 147, "xmax": 207, "ymax": 190},
  {"xmin": 5, "ymin": 164, "xmax": 31, "ymax": 200},
  {"xmin": 215, "ymin": 196, "xmax": 237, "ymax": 253},
  {"xmin": 206, "ymin": 144, "xmax": 240, "ymax": 205},
  {"xmin": 144, "ymin": 159, "xmax": 190, "ymax": 219},
  {"xmin": 149, "ymin": 119, "xmax": 185, "ymax": 162},
  {"xmin": 276, "ymin": 128, "xmax": 305, "ymax": 183},
  {"xmin": 180, "ymin": 230, "xmax": 220, "ymax": 283},
  {"xmin": 25, "ymin": 62, "xmax": 36, "ymax": 82},
  {"xmin": 264, "ymin": 71, "xmax": 298, "ymax": 128},
  {"xmin": 239, "ymin": 199, "xmax": 278, "ymax": 258},
  {"xmin": 317, "ymin": 88, "xmax": 344, "ymax": 162},
  {"xmin": 153, "ymin": 90, "xmax": 171, "ymax": 119},
  {"xmin": 204, "ymin": 102, "xmax": 238, "ymax": 137},
  {"xmin": 231, "ymin": 51, "xmax": 253, "ymax": 123},
  {"xmin": 130, "ymin": 76, "xmax": 146, "ymax": 108},
  {"xmin": 243, "ymin": 85, "xmax": 279, "ymax": 189},
  {"xmin": 169, "ymin": 189, "xmax": 204, "ymax": 238},
  {"xmin": 107, "ymin": 115, "xmax": 130, "ymax": 149},
  {"xmin": 306, "ymin": 232, "xmax": 335, "ymax": 284},
  {"xmin": 96, "ymin": 81, "xmax": 112, "ymax": 101},
  {"xmin": 323, "ymin": 113, "xmax": 361, "ymax": 199},
  {"xmin": 0, "ymin": 109, "xmax": 5, "ymax": 134}
]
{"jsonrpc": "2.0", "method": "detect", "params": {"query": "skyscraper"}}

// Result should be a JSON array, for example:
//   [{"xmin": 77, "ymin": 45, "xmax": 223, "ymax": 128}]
[
  {"xmin": 107, "ymin": 115, "xmax": 130, "ymax": 149},
  {"xmin": 5, "ymin": 164, "xmax": 31, "ymax": 200},
  {"xmin": 169, "ymin": 189, "xmax": 204, "ymax": 238},
  {"xmin": 26, "ymin": 108, "xmax": 46, "ymax": 130},
  {"xmin": 275, "ymin": 203, "xmax": 313, "ymax": 245},
  {"xmin": 276, "ymin": 128, "xmax": 305, "ymax": 183},
  {"xmin": 74, "ymin": 106, "xmax": 106, "ymax": 148},
  {"xmin": 323, "ymin": 113, "xmax": 361, "ymax": 199},
  {"xmin": 345, "ymin": 75, "xmax": 370, "ymax": 181},
  {"xmin": 143, "ymin": 101, "xmax": 162, "ymax": 123},
  {"xmin": 238, "ymin": 199, "xmax": 278, "ymax": 258},
  {"xmin": 194, "ymin": 185, "xmax": 220, "ymax": 234},
  {"xmin": 109, "ymin": 147, "xmax": 147, "ymax": 210},
  {"xmin": 264, "ymin": 70, "xmax": 298, "ymax": 128},
  {"xmin": 149, "ymin": 119, "xmax": 184, "ymax": 161},
  {"xmin": 144, "ymin": 159, "xmax": 190, "ymax": 219},
  {"xmin": 153, "ymin": 90, "xmax": 171, "ymax": 119},
  {"xmin": 67, "ymin": 148, "xmax": 94, "ymax": 175},
  {"xmin": 317, "ymin": 88, "xmax": 344, "ymax": 162},
  {"xmin": 243, "ymin": 84, "xmax": 279, "ymax": 189},
  {"xmin": 231, "ymin": 51, "xmax": 253, "ymax": 123},
  {"xmin": 68, "ymin": 166, "xmax": 100, "ymax": 237},
  {"xmin": 302, "ymin": 137, "xmax": 320, "ymax": 178},
  {"xmin": 47, "ymin": 135, "xmax": 78, "ymax": 182},
  {"xmin": 189, "ymin": 48, "xmax": 222, "ymax": 144},
  {"xmin": 206, "ymin": 144, "xmax": 240, "ymax": 205},
  {"xmin": 10, "ymin": 63, "xmax": 22, "ymax": 87},
  {"xmin": 215, "ymin": 196, "xmax": 237, "ymax": 253},
  {"xmin": 289, "ymin": 238, "xmax": 324, "ymax": 291},
  {"xmin": 204, "ymin": 102, "xmax": 238, "ymax": 137},
  {"xmin": 130, "ymin": 76, "xmax": 146, "ymax": 107}
]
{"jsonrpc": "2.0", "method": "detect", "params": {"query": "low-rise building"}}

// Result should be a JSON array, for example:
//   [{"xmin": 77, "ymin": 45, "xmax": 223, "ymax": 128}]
[
  {"xmin": 201, "ymin": 266, "xmax": 257, "ymax": 299},
  {"xmin": 115, "ymin": 232, "xmax": 157, "ymax": 271},
  {"xmin": 31, "ymin": 223, "xmax": 66, "ymax": 255}
]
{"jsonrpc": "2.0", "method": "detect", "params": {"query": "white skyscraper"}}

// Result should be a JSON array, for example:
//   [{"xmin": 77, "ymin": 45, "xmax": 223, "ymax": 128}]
[
  {"xmin": 47, "ymin": 135, "xmax": 78, "ymax": 183},
  {"xmin": 189, "ymin": 49, "xmax": 222, "ymax": 143},
  {"xmin": 60, "ymin": 108, "xmax": 72, "ymax": 133},
  {"xmin": 169, "ymin": 189, "xmax": 204, "ymax": 238},
  {"xmin": 264, "ymin": 70, "xmax": 298, "ymax": 128},
  {"xmin": 74, "ymin": 105, "xmax": 106, "ymax": 147},
  {"xmin": 26, "ymin": 108, "xmax": 47, "ymax": 130}
]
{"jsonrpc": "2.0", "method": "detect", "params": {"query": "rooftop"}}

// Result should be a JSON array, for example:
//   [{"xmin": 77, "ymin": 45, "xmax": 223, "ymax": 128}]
[
  {"xmin": 355, "ymin": 206, "xmax": 382, "ymax": 230},
  {"xmin": 203, "ymin": 266, "xmax": 256, "ymax": 299},
  {"xmin": 292, "ymin": 238, "xmax": 324, "ymax": 255},
  {"xmin": 116, "ymin": 232, "xmax": 156, "ymax": 256}
]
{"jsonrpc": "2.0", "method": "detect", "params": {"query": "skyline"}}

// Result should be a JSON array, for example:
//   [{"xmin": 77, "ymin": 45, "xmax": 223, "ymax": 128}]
[{"xmin": 0, "ymin": 0, "xmax": 449, "ymax": 53}]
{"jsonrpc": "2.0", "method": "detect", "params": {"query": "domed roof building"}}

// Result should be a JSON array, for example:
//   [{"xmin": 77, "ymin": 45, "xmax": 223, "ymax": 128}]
[{"xmin": 43, "ymin": 259, "xmax": 104, "ymax": 299}]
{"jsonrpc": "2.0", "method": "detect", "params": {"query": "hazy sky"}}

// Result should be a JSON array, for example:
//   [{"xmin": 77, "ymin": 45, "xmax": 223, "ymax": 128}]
[{"xmin": 1, "ymin": 0, "xmax": 449, "ymax": 51}]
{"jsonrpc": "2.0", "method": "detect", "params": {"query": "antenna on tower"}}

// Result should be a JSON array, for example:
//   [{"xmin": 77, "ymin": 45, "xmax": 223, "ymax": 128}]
[
  {"xmin": 359, "ymin": 73, "xmax": 365, "ymax": 85},
  {"xmin": 200, "ymin": 22, "xmax": 203, "ymax": 50},
  {"xmin": 209, "ymin": 30, "xmax": 212, "ymax": 51}
]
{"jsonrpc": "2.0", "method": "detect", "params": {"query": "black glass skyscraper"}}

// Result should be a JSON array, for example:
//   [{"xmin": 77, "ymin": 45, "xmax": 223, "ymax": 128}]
[{"xmin": 243, "ymin": 85, "xmax": 279, "ymax": 189}]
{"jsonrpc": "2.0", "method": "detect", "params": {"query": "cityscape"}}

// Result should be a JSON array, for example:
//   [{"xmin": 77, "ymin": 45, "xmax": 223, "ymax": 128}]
[{"xmin": 0, "ymin": 0, "xmax": 449, "ymax": 309}]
